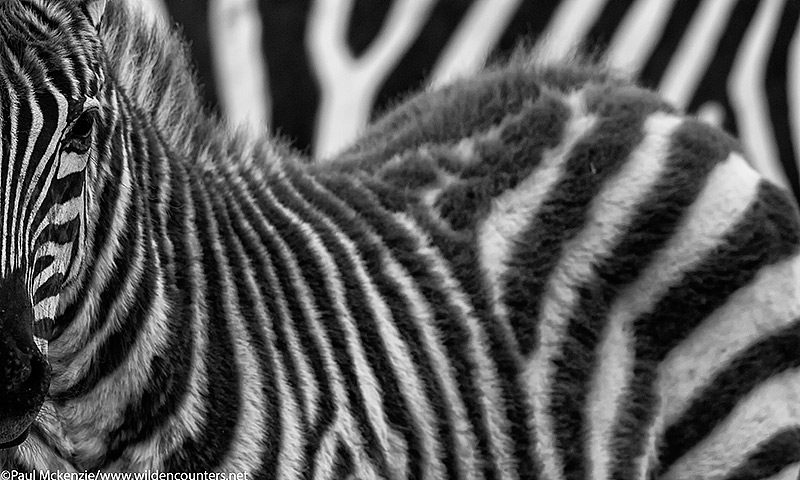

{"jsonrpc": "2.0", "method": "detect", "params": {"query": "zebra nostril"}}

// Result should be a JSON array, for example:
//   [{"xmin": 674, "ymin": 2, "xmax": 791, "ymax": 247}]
[
  {"xmin": 0, "ymin": 336, "xmax": 34, "ymax": 394},
  {"xmin": 0, "ymin": 335, "xmax": 50, "ymax": 448},
  {"xmin": 0, "ymin": 271, "xmax": 51, "ymax": 447}
]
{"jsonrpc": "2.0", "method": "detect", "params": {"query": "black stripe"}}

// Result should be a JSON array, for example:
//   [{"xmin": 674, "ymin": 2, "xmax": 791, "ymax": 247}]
[
  {"xmin": 552, "ymin": 118, "xmax": 734, "ymax": 480},
  {"xmin": 315, "ymin": 173, "xmax": 463, "ymax": 480},
  {"xmin": 223, "ymin": 173, "xmax": 295, "ymax": 480},
  {"xmin": 105, "ymin": 162, "xmax": 193, "ymax": 463},
  {"xmin": 285, "ymin": 165, "xmax": 431, "ymax": 478},
  {"xmin": 658, "ymin": 319, "xmax": 800, "ymax": 472},
  {"xmin": 49, "ymin": 171, "xmax": 85, "ymax": 205},
  {"xmin": 331, "ymin": 439, "xmax": 355, "ymax": 479},
  {"xmin": 51, "ymin": 217, "xmax": 155, "ymax": 403},
  {"xmin": 6, "ymin": 82, "xmax": 33, "ymax": 251},
  {"xmin": 213, "ymin": 170, "xmax": 281, "ymax": 475},
  {"xmin": 33, "ymin": 215, "xmax": 80, "ymax": 253},
  {"xmin": 32, "ymin": 272, "xmax": 64, "ymax": 305},
  {"xmin": 363, "ymin": 174, "xmax": 520, "ymax": 478},
  {"xmin": 164, "ymin": 168, "xmax": 240, "ymax": 471},
  {"xmin": 19, "ymin": 1, "xmax": 65, "ymax": 35},
  {"xmin": 235, "ymin": 172, "xmax": 338, "ymax": 477},
  {"xmin": 584, "ymin": 0, "xmax": 636, "ymax": 53},
  {"xmin": 86, "ymin": 109, "xmax": 148, "ymax": 339},
  {"xmin": 362, "ymin": 176, "xmax": 503, "ymax": 480},
  {"xmin": 687, "ymin": 0, "xmax": 760, "ymax": 136},
  {"xmin": 89, "ymin": 123, "xmax": 125, "ymax": 261},
  {"xmin": 32, "ymin": 255, "xmax": 54, "ymax": 278},
  {"xmin": 723, "ymin": 427, "xmax": 800, "ymax": 480},
  {"xmin": 612, "ymin": 181, "xmax": 800, "ymax": 478},
  {"xmin": 374, "ymin": 0, "xmax": 473, "ymax": 116},
  {"xmin": 372, "ymin": 119, "xmax": 548, "ymax": 479},
  {"xmin": 256, "ymin": 171, "xmax": 390, "ymax": 477},
  {"xmin": 228, "ymin": 179, "xmax": 311, "ymax": 432},
  {"xmin": 338, "ymin": 67, "xmax": 541, "ymax": 168},
  {"xmin": 435, "ymin": 93, "xmax": 570, "ymax": 231},
  {"xmin": 500, "ymin": 0, "xmax": 559, "ymax": 53},
  {"xmin": 346, "ymin": 2, "xmax": 393, "ymax": 57},
  {"xmin": 765, "ymin": 0, "xmax": 800, "ymax": 204},
  {"xmin": 85, "ymin": 194, "xmax": 135, "ymax": 338},
  {"xmin": 419, "ymin": 214, "xmax": 539, "ymax": 478},
  {"xmin": 504, "ymin": 85, "xmax": 669, "ymax": 356},
  {"xmin": 21, "ymin": 87, "xmax": 60, "ymax": 231},
  {"xmin": 639, "ymin": 0, "xmax": 703, "ymax": 86},
  {"xmin": 274, "ymin": 170, "xmax": 406, "ymax": 475}
]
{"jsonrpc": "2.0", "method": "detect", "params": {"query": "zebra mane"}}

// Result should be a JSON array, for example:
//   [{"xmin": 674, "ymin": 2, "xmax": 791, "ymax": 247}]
[{"xmin": 97, "ymin": 1, "xmax": 274, "ymax": 163}]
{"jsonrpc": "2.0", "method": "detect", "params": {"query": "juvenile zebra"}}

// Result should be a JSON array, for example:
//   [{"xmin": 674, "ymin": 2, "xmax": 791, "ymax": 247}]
[{"xmin": 0, "ymin": 0, "xmax": 798, "ymax": 478}]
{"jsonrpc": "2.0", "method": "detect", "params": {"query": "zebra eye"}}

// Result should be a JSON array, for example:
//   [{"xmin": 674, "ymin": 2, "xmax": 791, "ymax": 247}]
[{"xmin": 64, "ymin": 109, "xmax": 97, "ymax": 154}]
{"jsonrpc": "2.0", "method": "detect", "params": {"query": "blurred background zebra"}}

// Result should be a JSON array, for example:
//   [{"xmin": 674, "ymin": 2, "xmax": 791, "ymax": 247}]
[{"xmin": 134, "ymin": 0, "xmax": 800, "ymax": 205}]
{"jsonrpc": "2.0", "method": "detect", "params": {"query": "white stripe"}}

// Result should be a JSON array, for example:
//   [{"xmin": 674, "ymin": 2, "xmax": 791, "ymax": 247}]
[
  {"xmin": 763, "ymin": 464, "xmax": 800, "ymax": 480},
  {"xmin": 395, "ymin": 211, "xmax": 516, "ymax": 478},
  {"xmin": 49, "ymin": 214, "xmax": 145, "ymax": 393},
  {"xmin": 226, "ymin": 172, "xmax": 316, "ymax": 474},
  {"xmin": 213, "ymin": 234, "xmax": 269, "ymax": 472},
  {"xmin": 605, "ymin": 0, "xmax": 678, "ymax": 74},
  {"xmin": 383, "ymin": 249, "xmax": 479, "ymax": 478},
  {"xmin": 585, "ymin": 113, "xmax": 683, "ymax": 480},
  {"xmin": 429, "ymin": 0, "xmax": 522, "ymax": 89},
  {"xmin": 265, "ymin": 174, "xmax": 393, "ymax": 463},
  {"xmin": 48, "ymin": 140, "xmax": 133, "ymax": 358},
  {"xmin": 658, "ymin": 0, "xmax": 736, "ymax": 109},
  {"xmin": 788, "ymin": 14, "xmax": 800, "ymax": 192},
  {"xmin": 661, "ymin": 368, "xmax": 800, "ymax": 480},
  {"xmin": 284, "ymin": 176, "xmax": 446, "ymax": 478},
  {"xmin": 729, "ymin": 0, "xmax": 790, "ymax": 189},
  {"xmin": 22, "ymin": 90, "xmax": 70, "ymax": 261},
  {"xmin": 9, "ymin": 77, "xmax": 36, "ymax": 274},
  {"xmin": 56, "ymin": 151, "xmax": 90, "ymax": 180},
  {"xmin": 595, "ymin": 152, "xmax": 762, "ymax": 478},
  {"xmin": 13, "ymin": 85, "xmax": 43, "ymax": 267},
  {"xmin": 226, "ymin": 174, "xmax": 322, "ymax": 427},
  {"xmin": 1, "ymin": 79, "xmax": 19, "ymax": 275},
  {"xmin": 312, "ymin": 429, "xmax": 342, "ymax": 480},
  {"xmin": 208, "ymin": 0, "xmax": 271, "ymax": 132},
  {"xmin": 175, "ymin": 176, "xmax": 269, "ymax": 473},
  {"xmin": 535, "ymin": 0, "xmax": 607, "ymax": 63},
  {"xmin": 252, "ymin": 244, "xmax": 308, "ymax": 478},
  {"xmin": 479, "ymin": 92, "xmax": 591, "ymax": 341},
  {"xmin": 54, "ymin": 266, "xmax": 168, "ymax": 465},
  {"xmin": 232, "ymin": 170, "xmax": 357, "ymax": 474},
  {"xmin": 519, "ymin": 111, "xmax": 672, "ymax": 480},
  {"xmin": 661, "ymin": 253, "xmax": 800, "ymax": 428}
]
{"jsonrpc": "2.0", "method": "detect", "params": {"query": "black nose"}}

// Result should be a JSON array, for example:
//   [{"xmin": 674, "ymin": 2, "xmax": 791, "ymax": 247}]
[{"xmin": 0, "ymin": 271, "xmax": 51, "ymax": 448}]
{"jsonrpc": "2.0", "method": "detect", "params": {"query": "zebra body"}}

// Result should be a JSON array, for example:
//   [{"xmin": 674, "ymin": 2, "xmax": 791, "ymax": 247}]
[{"xmin": 0, "ymin": 0, "xmax": 798, "ymax": 478}]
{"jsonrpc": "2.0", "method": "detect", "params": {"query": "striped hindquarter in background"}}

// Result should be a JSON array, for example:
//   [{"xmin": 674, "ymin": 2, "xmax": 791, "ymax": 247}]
[
  {"xmin": 0, "ymin": 0, "xmax": 798, "ymax": 479},
  {"xmin": 140, "ymin": 0, "xmax": 800, "ymax": 207}
]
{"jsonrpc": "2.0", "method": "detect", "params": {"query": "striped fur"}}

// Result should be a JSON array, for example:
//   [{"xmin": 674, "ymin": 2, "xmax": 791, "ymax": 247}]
[{"xmin": 0, "ymin": 0, "xmax": 798, "ymax": 478}]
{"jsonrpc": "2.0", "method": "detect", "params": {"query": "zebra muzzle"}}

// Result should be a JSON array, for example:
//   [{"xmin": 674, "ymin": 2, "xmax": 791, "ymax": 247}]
[{"xmin": 0, "ymin": 272, "xmax": 51, "ymax": 448}]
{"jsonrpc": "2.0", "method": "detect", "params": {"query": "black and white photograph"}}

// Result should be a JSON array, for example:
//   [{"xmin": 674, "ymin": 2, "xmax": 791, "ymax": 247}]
[{"xmin": 0, "ymin": 0, "xmax": 799, "ymax": 478}]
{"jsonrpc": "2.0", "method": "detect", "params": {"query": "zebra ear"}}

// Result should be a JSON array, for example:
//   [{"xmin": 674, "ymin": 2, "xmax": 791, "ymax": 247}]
[{"xmin": 83, "ymin": 0, "xmax": 108, "ymax": 27}]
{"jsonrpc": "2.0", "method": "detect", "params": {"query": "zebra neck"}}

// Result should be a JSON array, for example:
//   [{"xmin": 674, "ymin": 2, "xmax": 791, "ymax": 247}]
[{"xmin": 49, "ymin": 92, "xmax": 173, "ymax": 373}]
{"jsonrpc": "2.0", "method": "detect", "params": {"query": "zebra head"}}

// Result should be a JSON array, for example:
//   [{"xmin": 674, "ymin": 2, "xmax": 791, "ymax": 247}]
[{"xmin": 0, "ymin": 0, "xmax": 108, "ymax": 448}]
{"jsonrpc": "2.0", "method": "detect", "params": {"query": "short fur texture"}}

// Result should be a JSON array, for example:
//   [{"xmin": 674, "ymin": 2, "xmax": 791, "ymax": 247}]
[{"xmin": 0, "ymin": 1, "xmax": 797, "ymax": 479}]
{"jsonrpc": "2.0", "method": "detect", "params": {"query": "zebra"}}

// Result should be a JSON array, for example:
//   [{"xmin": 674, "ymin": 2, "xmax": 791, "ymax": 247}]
[{"xmin": 0, "ymin": 0, "xmax": 798, "ymax": 478}]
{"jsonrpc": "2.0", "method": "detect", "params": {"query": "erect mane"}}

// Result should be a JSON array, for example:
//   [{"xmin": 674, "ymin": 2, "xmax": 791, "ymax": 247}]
[{"xmin": 97, "ymin": 1, "xmax": 280, "ymax": 163}]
